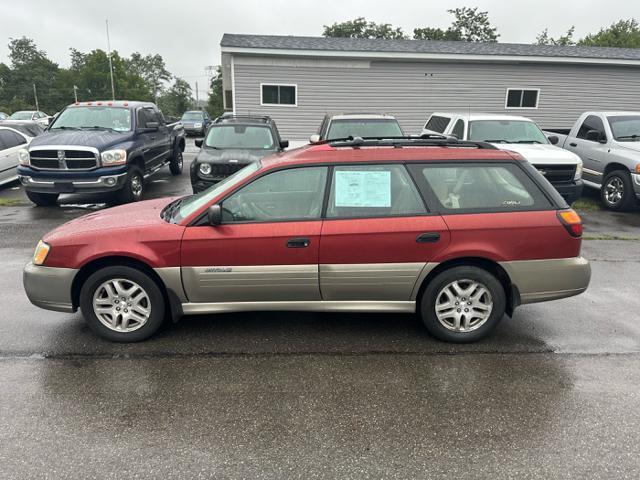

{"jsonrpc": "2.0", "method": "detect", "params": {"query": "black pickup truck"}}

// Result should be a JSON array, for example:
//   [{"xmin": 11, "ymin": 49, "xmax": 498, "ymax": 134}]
[{"xmin": 17, "ymin": 101, "xmax": 185, "ymax": 205}]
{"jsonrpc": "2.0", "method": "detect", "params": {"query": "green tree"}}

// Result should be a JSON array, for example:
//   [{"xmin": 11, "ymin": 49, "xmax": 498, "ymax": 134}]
[
  {"xmin": 126, "ymin": 52, "xmax": 171, "ymax": 101},
  {"xmin": 578, "ymin": 19, "xmax": 640, "ymax": 48},
  {"xmin": 447, "ymin": 7, "xmax": 499, "ymax": 42},
  {"xmin": 413, "ymin": 27, "xmax": 462, "ymax": 41},
  {"xmin": 535, "ymin": 27, "xmax": 576, "ymax": 46},
  {"xmin": 323, "ymin": 17, "xmax": 406, "ymax": 39},
  {"xmin": 157, "ymin": 78, "xmax": 193, "ymax": 117},
  {"xmin": 206, "ymin": 66, "xmax": 224, "ymax": 119}
]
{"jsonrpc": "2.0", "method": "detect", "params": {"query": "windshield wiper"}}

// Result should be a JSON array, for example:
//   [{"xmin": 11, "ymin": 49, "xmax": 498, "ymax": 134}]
[
  {"xmin": 80, "ymin": 126, "xmax": 118, "ymax": 132},
  {"xmin": 515, "ymin": 140, "xmax": 543, "ymax": 144},
  {"xmin": 51, "ymin": 126, "xmax": 81, "ymax": 130},
  {"xmin": 616, "ymin": 134, "xmax": 640, "ymax": 141},
  {"xmin": 161, "ymin": 197, "xmax": 187, "ymax": 222},
  {"xmin": 483, "ymin": 139, "xmax": 508, "ymax": 143}
]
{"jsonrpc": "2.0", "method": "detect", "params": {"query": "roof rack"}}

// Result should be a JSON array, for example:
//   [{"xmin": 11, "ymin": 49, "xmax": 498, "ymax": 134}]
[
  {"xmin": 325, "ymin": 134, "xmax": 498, "ymax": 150},
  {"xmin": 213, "ymin": 114, "xmax": 273, "ymax": 124}
]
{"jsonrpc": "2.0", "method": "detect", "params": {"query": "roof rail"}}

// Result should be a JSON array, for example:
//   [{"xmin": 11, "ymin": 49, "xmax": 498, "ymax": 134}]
[
  {"xmin": 325, "ymin": 134, "xmax": 498, "ymax": 150},
  {"xmin": 213, "ymin": 114, "xmax": 273, "ymax": 124}
]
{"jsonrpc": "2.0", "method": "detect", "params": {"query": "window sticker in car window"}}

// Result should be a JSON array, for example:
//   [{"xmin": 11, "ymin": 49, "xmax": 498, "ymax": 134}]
[{"xmin": 334, "ymin": 171, "xmax": 391, "ymax": 207}]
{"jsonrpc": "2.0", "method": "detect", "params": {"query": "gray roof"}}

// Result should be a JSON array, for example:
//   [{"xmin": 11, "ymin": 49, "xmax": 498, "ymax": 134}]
[{"xmin": 221, "ymin": 34, "xmax": 640, "ymax": 61}]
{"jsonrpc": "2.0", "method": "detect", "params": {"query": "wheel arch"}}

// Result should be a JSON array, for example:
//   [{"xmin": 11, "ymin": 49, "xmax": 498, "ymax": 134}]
[
  {"xmin": 71, "ymin": 256, "xmax": 182, "ymax": 321},
  {"xmin": 603, "ymin": 162, "xmax": 630, "ymax": 177},
  {"xmin": 415, "ymin": 257, "xmax": 519, "ymax": 317}
]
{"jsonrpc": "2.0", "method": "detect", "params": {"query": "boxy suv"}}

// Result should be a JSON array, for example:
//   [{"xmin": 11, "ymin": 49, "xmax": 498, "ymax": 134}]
[{"xmin": 24, "ymin": 136, "xmax": 590, "ymax": 343}]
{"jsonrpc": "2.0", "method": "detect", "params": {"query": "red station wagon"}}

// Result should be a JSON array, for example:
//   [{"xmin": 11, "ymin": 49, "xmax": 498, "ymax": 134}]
[{"xmin": 23, "ymin": 137, "xmax": 591, "ymax": 343}]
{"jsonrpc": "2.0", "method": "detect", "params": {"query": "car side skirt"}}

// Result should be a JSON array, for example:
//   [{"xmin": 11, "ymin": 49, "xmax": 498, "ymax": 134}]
[{"xmin": 181, "ymin": 300, "xmax": 416, "ymax": 315}]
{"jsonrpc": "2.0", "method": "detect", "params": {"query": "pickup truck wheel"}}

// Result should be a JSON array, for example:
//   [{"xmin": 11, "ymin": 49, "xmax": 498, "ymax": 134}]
[
  {"xmin": 419, "ymin": 266, "xmax": 506, "ymax": 343},
  {"xmin": 113, "ymin": 166, "xmax": 144, "ymax": 204},
  {"xmin": 601, "ymin": 170, "xmax": 636, "ymax": 211},
  {"xmin": 25, "ymin": 191, "xmax": 59, "ymax": 207},
  {"xmin": 169, "ymin": 149, "xmax": 183, "ymax": 175},
  {"xmin": 79, "ymin": 266, "xmax": 166, "ymax": 342}
]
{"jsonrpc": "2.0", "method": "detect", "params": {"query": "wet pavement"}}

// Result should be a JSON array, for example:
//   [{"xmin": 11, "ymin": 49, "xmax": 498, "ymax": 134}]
[{"xmin": 1, "ymin": 140, "xmax": 640, "ymax": 478}]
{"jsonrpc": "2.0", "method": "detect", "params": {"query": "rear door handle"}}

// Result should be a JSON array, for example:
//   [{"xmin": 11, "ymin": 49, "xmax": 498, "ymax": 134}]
[
  {"xmin": 569, "ymin": 142, "xmax": 577, "ymax": 147},
  {"xmin": 416, "ymin": 232, "xmax": 441, "ymax": 243},
  {"xmin": 286, "ymin": 237, "xmax": 310, "ymax": 248}
]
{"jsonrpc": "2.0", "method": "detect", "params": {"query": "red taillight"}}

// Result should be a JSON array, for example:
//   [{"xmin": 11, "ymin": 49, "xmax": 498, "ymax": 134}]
[{"xmin": 557, "ymin": 209, "xmax": 583, "ymax": 237}]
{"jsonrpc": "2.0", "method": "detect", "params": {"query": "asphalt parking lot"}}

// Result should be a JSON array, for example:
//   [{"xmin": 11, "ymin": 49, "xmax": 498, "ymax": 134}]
[{"xmin": 1, "ymin": 139, "xmax": 640, "ymax": 479}]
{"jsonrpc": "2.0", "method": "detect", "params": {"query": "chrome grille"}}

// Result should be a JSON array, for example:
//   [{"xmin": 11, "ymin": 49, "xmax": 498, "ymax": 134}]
[{"xmin": 30, "ymin": 149, "xmax": 98, "ymax": 170}]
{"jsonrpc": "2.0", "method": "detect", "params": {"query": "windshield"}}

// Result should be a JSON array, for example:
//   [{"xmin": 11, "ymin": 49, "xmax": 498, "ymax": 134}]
[
  {"xmin": 50, "ymin": 106, "xmax": 132, "ymax": 132},
  {"xmin": 608, "ymin": 115, "xmax": 640, "ymax": 141},
  {"xmin": 172, "ymin": 162, "xmax": 261, "ymax": 223},
  {"xmin": 181, "ymin": 112, "xmax": 205, "ymax": 121},
  {"xmin": 326, "ymin": 118, "xmax": 403, "ymax": 140},
  {"xmin": 468, "ymin": 120, "xmax": 549, "ymax": 144},
  {"xmin": 205, "ymin": 125, "xmax": 275, "ymax": 150},
  {"xmin": 9, "ymin": 111, "xmax": 34, "ymax": 120}
]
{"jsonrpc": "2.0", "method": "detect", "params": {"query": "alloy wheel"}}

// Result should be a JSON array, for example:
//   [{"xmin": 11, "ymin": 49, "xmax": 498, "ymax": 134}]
[
  {"xmin": 434, "ymin": 279, "xmax": 493, "ymax": 332},
  {"xmin": 604, "ymin": 177, "xmax": 624, "ymax": 206},
  {"xmin": 92, "ymin": 278, "xmax": 151, "ymax": 332}
]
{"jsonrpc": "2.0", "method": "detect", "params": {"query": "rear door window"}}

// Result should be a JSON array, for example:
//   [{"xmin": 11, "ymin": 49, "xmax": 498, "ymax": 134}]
[
  {"xmin": 326, "ymin": 164, "xmax": 426, "ymax": 219},
  {"xmin": 417, "ymin": 163, "xmax": 552, "ymax": 212},
  {"xmin": 424, "ymin": 116, "xmax": 451, "ymax": 133}
]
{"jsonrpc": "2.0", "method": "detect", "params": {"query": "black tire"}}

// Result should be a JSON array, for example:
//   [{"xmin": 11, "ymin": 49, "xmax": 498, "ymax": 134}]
[
  {"xmin": 601, "ymin": 170, "xmax": 636, "ymax": 211},
  {"xmin": 113, "ymin": 166, "xmax": 144, "ymax": 204},
  {"xmin": 79, "ymin": 266, "xmax": 166, "ymax": 342},
  {"xmin": 25, "ymin": 190, "xmax": 59, "ymax": 206},
  {"xmin": 169, "ymin": 147, "xmax": 183, "ymax": 175},
  {"xmin": 419, "ymin": 266, "xmax": 506, "ymax": 343}
]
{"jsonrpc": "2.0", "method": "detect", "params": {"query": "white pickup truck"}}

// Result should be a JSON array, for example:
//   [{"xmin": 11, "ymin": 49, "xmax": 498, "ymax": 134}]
[
  {"xmin": 544, "ymin": 112, "xmax": 640, "ymax": 211},
  {"xmin": 422, "ymin": 113, "xmax": 583, "ymax": 204}
]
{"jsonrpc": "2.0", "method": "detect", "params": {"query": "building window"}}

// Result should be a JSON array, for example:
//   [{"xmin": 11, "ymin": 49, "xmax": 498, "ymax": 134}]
[
  {"xmin": 224, "ymin": 90, "xmax": 233, "ymax": 110},
  {"xmin": 505, "ymin": 89, "xmax": 539, "ymax": 109},
  {"xmin": 261, "ymin": 84, "xmax": 297, "ymax": 106}
]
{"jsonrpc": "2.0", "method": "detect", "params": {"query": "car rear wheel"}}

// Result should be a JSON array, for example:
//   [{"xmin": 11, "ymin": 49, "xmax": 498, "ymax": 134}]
[
  {"xmin": 601, "ymin": 170, "xmax": 636, "ymax": 211},
  {"xmin": 25, "ymin": 191, "xmax": 59, "ymax": 207},
  {"xmin": 169, "ymin": 148, "xmax": 183, "ymax": 175},
  {"xmin": 79, "ymin": 266, "xmax": 165, "ymax": 342},
  {"xmin": 419, "ymin": 266, "xmax": 506, "ymax": 343},
  {"xmin": 113, "ymin": 166, "xmax": 144, "ymax": 204}
]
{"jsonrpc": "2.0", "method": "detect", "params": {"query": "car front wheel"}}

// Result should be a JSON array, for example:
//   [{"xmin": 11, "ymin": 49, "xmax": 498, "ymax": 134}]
[
  {"xmin": 169, "ymin": 148, "xmax": 183, "ymax": 175},
  {"xmin": 601, "ymin": 170, "xmax": 636, "ymax": 211},
  {"xmin": 419, "ymin": 266, "xmax": 506, "ymax": 343},
  {"xmin": 113, "ymin": 166, "xmax": 144, "ymax": 204},
  {"xmin": 79, "ymin": 266, "xmax": 166, "ymax": 342}
]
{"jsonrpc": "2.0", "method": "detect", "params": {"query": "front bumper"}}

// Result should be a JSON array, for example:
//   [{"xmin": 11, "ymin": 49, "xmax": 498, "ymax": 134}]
[
  {"xmin": 632, "ymin": 173, "xmax": 640, "ymax": 199},
  {"xmin": 500, "ymin": 257, "xmax": 591, "ymax": 305},
  {"xmin": 23, "ymin": 262, "xmax": 78, "ymax": 313},
  {"xmin": 17, "ymin": 166, "xmax": 127, "ymax": 194},
  {"xmin": 551, "ymin": 180, "xmax": 583, "ymax": 205}
]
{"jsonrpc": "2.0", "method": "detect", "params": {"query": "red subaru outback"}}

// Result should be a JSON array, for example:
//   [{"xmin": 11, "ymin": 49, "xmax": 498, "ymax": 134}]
[{"xmin": 23, "ymin": 137, "xmax": 590, "ymax": 343}]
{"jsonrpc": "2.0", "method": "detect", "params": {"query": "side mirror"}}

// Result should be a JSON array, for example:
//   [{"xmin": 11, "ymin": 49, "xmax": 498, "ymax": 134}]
[
  {"xmin": 208, "ymin": 204, "xmax": 222, "ymax": 226},
  {"xmin": 586, "ymin": 129, "xmax": 606, "ymax": 143},
  {"xmin": 195, "ymin": 139, "xmax": 203, "ymax": 148},
  {"xmin": 145, "ymin": 121, "xmax": 159, "ymax": 131},
  {"xmin": 280, "ymin": 139, "xmax": 289, "ymax": 149},
  {"xmin": 309, "ymin": 134, "xmax": 320, "ymax": 144},
  {"xmin": 547, "ymin": 135, "xmax": 559, "ymax": 145}
]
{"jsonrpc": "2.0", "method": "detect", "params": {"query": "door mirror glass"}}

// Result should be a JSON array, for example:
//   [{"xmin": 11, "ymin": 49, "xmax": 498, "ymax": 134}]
[
  {"xmin": 585, "ymin": 129, "xmax": 606, "ymax": 143},
  {"xmin": 195, "ymin": 139, "xmax": 203, "ymax": 148},
  {"xmin": 547, "ymin": 135, "xmax": 559, "ymax": 145},
  {"xmin": 208, "ymin": 204, "xmax": 222, "ymax": 226},
  {"xmin": 145, "ymin": 121, "xmax": 159, "ymax": 130}
]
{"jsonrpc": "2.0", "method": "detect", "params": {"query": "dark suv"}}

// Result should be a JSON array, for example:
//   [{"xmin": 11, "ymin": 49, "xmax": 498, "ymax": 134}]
[{"xmin": 191, "ymin": 115, "xmax": 288, "ymax": 193}]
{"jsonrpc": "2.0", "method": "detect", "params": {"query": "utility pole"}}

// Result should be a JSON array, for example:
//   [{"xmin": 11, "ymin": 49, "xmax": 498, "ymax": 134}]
[
  {"xmin": 195, "ymin": 81, "xmax": 199, "ymax": 109},
  {"xmin": 33, "ymin": 84, "xmax": 39, "ymax": 111},
  {"xmin": 73, "ymin": 85, "xmax": 78, "ymax": 103},
  {"xmin": 106, "ymin": 20, "xmax": 116, "ymax": 100}
]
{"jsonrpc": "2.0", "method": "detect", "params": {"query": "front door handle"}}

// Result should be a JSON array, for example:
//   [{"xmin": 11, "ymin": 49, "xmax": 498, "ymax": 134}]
[
  {"xmin": 287, "ymin": 237, "xmax": 310, "ymax": 248},
  {"xmin": 569, "ymin": 142, "xmax": 577, "ymax": 147},
  {"xmin": 416, "ymin": 232, "xmax": 441, "ymax": 243}
]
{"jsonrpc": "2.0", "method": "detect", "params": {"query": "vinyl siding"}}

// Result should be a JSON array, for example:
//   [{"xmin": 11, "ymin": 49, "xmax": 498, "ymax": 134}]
[{"xmin": 231, "ymin": 55, "xmax": 640, "ymax": 142}]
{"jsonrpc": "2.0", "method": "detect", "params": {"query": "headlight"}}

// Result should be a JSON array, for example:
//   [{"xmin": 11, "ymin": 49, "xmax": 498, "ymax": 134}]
[
  {"xmin": 199, "ymin": 163, "xmax": 212, "ymax": 175},
  {"xmin": 194, "ymin": 123, "xmax": 203, "ymax": 129},
  {"xmin": 33, "ymin": 240, "xmax": 50, "ymax": 266},
  {"xmin": 101, "ymin": 149, "xmax": 127, "ymax": 166},
  {"xmin": 18, "ymin": 149, "xmax": 30, "ymax": 165},
  {"xmin": 574, "ymin": 161, "xmax": 583, "ymax": 180}
]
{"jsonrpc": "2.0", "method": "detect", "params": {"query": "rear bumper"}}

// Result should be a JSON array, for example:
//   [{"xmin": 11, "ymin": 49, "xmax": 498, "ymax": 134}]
[
  {"xmin": 500, "ymin": 257, "xmax": 591, "ymax": 305},
  {"xmin": 23, "ymin": 262, "xmax": 78, "ymax": 313},
  {"xmin": 17, "ymin": 165, "xmax": 127, "ymax": 194},
  {"xmin": 551, "ymin": 180, "xmax": 583, "ymax": 205}
]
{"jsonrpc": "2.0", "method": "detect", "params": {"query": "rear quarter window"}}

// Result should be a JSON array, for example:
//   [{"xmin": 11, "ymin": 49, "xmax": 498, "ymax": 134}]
[{"xmin": 415, "ymin": 163, "xmax": 553, "ymax": 213}]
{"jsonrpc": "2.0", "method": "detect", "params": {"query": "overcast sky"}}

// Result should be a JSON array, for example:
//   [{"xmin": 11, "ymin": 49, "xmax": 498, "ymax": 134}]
[{"xmin": 1, "ymin": 0, "xmax": 637, "ymax": 98}]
